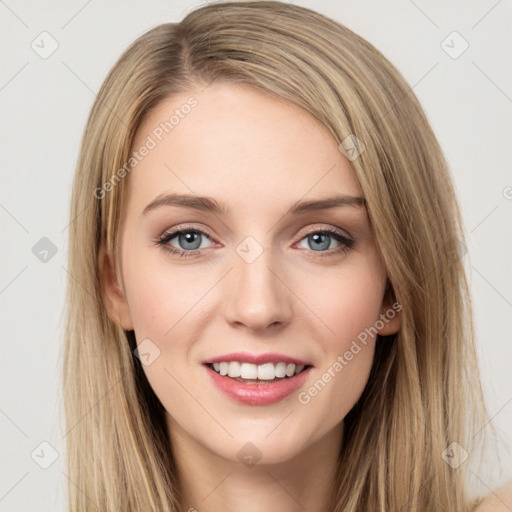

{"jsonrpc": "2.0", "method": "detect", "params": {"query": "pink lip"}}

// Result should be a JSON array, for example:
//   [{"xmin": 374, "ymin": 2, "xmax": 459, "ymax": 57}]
[
  {"xmin": 204, "ymin": 364, "xmax": 313, "ymax": 406},
  {"xmin": 203, "ymin": 351, "xmax": 312, "ymax": 366}
]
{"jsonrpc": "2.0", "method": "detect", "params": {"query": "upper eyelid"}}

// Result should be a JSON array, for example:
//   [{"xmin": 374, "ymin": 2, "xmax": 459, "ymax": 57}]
[
  {"xmin": 161, "ymin": 225, "xmax": 214, "ymax": 241},
  {"xmin": 299, "ymin": 224, "xmax": 353, "ymax": 240}
]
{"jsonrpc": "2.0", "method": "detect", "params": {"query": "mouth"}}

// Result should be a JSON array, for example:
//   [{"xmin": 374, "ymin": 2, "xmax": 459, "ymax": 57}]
[{"xmin": 205, "ymin": 361, "xmax": 312, "ymax": 383}]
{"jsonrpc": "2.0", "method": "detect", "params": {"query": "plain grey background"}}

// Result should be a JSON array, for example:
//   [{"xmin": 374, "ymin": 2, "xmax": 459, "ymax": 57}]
[{"xmin": 1, "ymin": 1, "xmax": 511, "ymax": 510}]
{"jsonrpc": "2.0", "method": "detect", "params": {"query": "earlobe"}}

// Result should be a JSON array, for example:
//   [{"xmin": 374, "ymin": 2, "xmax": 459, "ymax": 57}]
[
  {"xmin": 98, "ymin": 245, "xmax": 134, "ymax": 331},
  {"xmin": 377, "ymin": 282, "xmax": 401, "ymax": 336},
  {"xmin": 377, "ymin": 309, "xmax": 401, "ymax": 336}
]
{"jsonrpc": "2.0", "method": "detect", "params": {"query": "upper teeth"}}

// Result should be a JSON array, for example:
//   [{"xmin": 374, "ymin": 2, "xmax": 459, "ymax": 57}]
[{"xmin": 212, "ymin": 361, "xmax": 306, "ymax": 380}]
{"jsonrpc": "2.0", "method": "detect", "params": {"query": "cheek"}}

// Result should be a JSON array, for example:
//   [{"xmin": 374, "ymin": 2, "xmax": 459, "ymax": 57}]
[
  {"xmin": 293, "ymin": 261, "xmax": 385, "ymax": 419},
  {"xmin": 299, "ymin": 261, "xmax": 385, "ymax": 350},
  {"xmin": 121, "ymin": 250, "xmax": 210, "ymax": 416},
  {"xmin": 121, "ymin": 248, "xmax": 219, "ymax": 395},
  {"xmin": 122, "ymin": 250, "xmax": 209, "ymax": 337}
]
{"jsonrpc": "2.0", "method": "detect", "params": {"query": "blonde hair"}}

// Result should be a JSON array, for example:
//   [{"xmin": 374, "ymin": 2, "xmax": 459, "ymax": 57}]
[{"xmin": 63, "ymin": 1, "xmax": 495, "ymax": 510}]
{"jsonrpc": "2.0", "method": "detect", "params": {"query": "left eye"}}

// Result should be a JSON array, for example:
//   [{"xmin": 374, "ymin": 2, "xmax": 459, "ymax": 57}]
[
  {"xmin": 297, "ymin": 231, "xmax": 343, "ymax": 252},
  {"xmin": 163, "ymin": 229, "xmax": 214, "ymax": 251}
]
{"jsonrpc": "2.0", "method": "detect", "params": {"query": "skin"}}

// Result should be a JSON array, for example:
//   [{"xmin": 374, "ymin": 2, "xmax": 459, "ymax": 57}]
[
  {"xmin": 100, "ymin": 82, "xmax": 401, "ymax": 512},
  {"xmin": 473, "ymin": 481, "xmax": 512, "ymax": 511}
]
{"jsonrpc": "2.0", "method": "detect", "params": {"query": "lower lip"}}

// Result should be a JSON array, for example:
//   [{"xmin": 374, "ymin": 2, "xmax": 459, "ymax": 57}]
[{"xmin": 204, "ymin": 364, "xmax": 312, "ymax": 406}]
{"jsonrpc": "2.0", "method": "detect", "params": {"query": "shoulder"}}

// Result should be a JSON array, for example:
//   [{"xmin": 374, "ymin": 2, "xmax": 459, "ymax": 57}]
[{"xmin": 472, "ymin": 480, "xmax": 512, "ymax": 512}]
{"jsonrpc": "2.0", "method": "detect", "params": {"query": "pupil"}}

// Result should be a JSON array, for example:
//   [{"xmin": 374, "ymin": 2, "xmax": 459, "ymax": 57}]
[{"xmin": 310, "ymin": 233, "xmax": 330, "ymax": 251}]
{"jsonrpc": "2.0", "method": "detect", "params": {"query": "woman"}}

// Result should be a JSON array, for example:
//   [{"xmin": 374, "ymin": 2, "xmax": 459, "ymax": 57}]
[{"xmin": 63, "ymin": 2, "xmax": 509, "ymax": 510}]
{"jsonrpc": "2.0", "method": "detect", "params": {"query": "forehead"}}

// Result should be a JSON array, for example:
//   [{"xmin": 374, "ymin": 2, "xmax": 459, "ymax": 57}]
[{"xmin": 126, "ymin": 82, "xmax": 362, "ymax": 215}]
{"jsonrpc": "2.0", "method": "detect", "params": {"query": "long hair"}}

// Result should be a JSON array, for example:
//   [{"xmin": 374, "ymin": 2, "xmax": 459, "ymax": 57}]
[{"xmin": 63, "ymin": 2, "xmax": 494, "ymax": 510}]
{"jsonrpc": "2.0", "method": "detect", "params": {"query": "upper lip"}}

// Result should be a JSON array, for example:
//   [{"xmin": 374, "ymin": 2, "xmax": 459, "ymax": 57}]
[{"xmin": 203, "ymin": 351, "xmax": 313, "ymax": 366}]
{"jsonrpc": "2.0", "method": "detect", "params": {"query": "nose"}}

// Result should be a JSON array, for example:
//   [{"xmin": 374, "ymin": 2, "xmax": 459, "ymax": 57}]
[{"xmin": 222, "ymin": 247, "xmax": 293, "ymax": 332}]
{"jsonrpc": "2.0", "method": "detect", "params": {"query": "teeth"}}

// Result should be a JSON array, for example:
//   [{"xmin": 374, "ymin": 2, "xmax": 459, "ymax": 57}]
[
  {"xmin": 257, "ymin": 363, "xmax": 275, "ymax": 380},
  {"xmin": 209, "ymin": 361, "xmax": 308, "ymax": 379},
  {"xmin": 240, "ymin": 362, "xmax": 258, "ymax": 379},
  {"xmin": 227, "ymin": 361, "xmax": 241, "ymax": 378},
  {"xmin": 275, "ymin": 362, "xmax": 287, "ymax": 378},
  {"xmin": 285, "ymin": 363, "xmax": 296, "ymax": 377}
]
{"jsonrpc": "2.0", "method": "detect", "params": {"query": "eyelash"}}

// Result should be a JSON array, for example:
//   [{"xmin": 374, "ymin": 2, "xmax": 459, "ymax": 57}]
[{"xmin": 154, "ymin": 225, "xmax": 355, "ymax": 260}]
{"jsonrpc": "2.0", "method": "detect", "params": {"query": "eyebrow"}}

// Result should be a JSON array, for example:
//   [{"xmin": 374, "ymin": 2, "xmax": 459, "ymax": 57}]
[{"xmin": 141, "ymin": 193, "xmax": 366, "ymax": 217}]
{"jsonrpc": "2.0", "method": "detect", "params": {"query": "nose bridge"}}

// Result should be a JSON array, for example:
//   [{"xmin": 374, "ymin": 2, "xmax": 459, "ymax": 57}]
[{"xmin": 223, "ymin": 236, "xmax": 292, "ymax": 330}]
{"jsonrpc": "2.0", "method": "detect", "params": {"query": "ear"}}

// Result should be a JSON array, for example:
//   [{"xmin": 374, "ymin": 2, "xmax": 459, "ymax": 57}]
[
  {"xmin": 377, "ymin": 280, "xmax": 401, "ymax": 336},
  {"xmin": 98, "ymin": 245, "xmax": 134, "ymax": 331}
]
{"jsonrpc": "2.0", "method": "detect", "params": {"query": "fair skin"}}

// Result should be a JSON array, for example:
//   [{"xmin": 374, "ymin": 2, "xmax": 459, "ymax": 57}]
[
  {"xmin": 474, "ymin": 482, "xmax": 512, "ymax": 512},
  {"xmin": 101, "ymin": 82, "xmax": 401, "ymax": 511}
]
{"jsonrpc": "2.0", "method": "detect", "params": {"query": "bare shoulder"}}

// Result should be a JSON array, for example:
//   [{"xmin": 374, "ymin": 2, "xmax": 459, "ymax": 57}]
[{"xmin": 472, "ymin": 480, "xmax": 512, "ymax": 511}]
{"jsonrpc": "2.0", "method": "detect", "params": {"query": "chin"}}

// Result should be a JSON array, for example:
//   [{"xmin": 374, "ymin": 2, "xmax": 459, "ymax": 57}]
[{"xmin": 207, "ymin": 430, "xmax": 310, "ymax": 467}]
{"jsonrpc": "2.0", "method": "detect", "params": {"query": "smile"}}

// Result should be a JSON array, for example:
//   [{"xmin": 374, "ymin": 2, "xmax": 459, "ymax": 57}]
[{"xmin": 209, "ymin": 361, "xmax": 308, "ymax": 380}]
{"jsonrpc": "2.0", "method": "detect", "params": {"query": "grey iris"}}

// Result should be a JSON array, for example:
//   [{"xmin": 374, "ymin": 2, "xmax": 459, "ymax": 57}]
[
  {"xmin": 179, "ymin": 232, "xmax": 202, "ymax": 250},
  {"xmin": 309, "ymin": 233, "xmax": 330, "ymax": 251}
]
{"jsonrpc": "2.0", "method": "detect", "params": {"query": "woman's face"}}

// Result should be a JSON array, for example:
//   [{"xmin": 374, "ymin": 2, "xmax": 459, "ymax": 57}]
[{"xmin": 101, "ymin": 81, "xmax": 400, "ymax": 465}]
